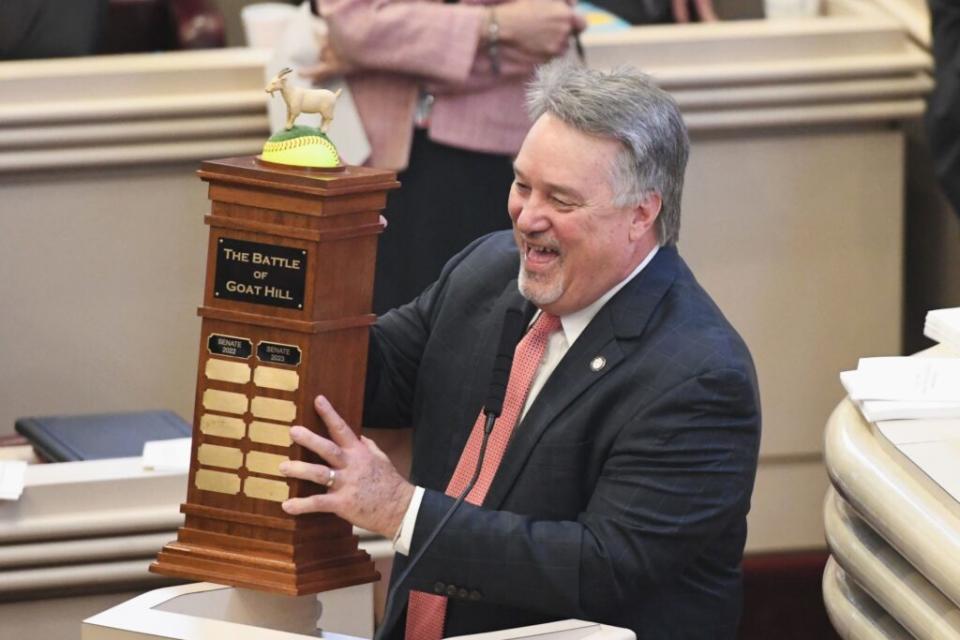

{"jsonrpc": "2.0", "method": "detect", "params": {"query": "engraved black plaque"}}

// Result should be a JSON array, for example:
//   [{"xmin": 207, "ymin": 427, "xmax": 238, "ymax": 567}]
[
  {"xmin": 214, "ymin": 238, "xmax": 307, "ymax": 309},
  {"xmin": 208, "ymin": 334, "xmax": 253, "ymax": 359},
  {"xmin": 257, "ymin": 341, "xmax": 302, "ymax": 366}
]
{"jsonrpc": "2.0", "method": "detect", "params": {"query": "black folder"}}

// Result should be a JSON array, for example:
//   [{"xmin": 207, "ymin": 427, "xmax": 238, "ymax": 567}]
[{"xmin": 15, "ymin": 410, "xmax": 191, "ymax": 462}]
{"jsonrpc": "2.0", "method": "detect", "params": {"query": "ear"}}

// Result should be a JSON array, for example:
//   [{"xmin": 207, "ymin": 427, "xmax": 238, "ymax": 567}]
[{"xmin": 628, "ymin": 192, "xmax": 662, "ymax": 243}]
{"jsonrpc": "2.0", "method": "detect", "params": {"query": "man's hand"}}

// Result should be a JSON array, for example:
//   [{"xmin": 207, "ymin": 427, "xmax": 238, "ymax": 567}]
[
  {"xmin": 672, "ymin": 0, "xmax": 719, "ymax": 22},
  {"xmin": 280, "ymin": 395, "xmax": 415, "ymax": 539}
]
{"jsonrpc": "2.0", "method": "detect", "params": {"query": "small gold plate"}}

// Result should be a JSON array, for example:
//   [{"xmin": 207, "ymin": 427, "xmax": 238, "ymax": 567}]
[
  {"xmin": 196, "ymin": 469, "xmax": 241, "ymax": 495},
  {"xmin": 251, "ymin": 396, "xmax": 297, "ymax": 423},
  {"xmin": 205, "ymin": 358, "xmax": 251, "ymax": 384},
  {"xmin": 244, "ymin": 476, "xmax": 290, "ymax": 502},
  {"xmin": 254, "ymin": 366, "xmax": 300, "ymax": 392},
  {"xmin": 249, "ymin": 420, "xmax": 292, "ymax": 446},
  {"xmin": 202, "ymin": 389, "xmax": 249, "ymax": 415},
  {"xmin": 197, "ymin": 444, "xmax": 243, "ymax": 470},
  {"xmin": 246, "ymin": 451, "xmax": 289, "ymax": 477},
  {"xmin": 199, "ymin": 414, "xmax": 246, "ymax": 440}
]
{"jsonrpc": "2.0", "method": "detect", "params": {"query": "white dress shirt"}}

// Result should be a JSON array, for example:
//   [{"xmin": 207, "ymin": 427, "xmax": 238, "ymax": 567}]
[{"xmin": 393, "ymin": 246, "xmax": 660, "ymax": 554}]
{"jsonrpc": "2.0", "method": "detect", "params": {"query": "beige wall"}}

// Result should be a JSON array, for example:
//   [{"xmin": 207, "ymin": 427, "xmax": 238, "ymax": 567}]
[{"xmin": 0, "ymin": 165, "xmax": 208, "ymax": 430}]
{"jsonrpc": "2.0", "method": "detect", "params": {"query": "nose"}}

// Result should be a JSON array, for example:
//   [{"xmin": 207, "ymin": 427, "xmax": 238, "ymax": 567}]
[{"xmin": 510, "ymin": 192, "xmax": 551, "ymax": 235}]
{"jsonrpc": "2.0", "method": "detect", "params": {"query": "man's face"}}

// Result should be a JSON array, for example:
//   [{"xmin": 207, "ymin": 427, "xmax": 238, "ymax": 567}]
[{"xmin": 508, "ymin": 113, "xmax": 659, "ymax": 316}]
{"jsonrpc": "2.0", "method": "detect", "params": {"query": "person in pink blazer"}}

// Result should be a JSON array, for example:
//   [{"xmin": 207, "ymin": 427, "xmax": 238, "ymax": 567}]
[{"xmin": 307, "ymin": 0, "xmax": 585, "ymax": 314}]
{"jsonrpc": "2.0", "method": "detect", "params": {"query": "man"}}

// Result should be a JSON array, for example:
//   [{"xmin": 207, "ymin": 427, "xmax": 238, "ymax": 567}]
[
  {"xmin": 927, "ymin": 0, "xmax": 960, "ymax": 220},
  {"xmin": 280, "ymin": 61, "xmax": 761, "ymax": 640}
]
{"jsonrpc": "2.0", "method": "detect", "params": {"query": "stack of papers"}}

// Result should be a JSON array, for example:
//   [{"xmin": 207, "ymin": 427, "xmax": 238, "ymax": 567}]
[
  {"xmin": 925, "ymin": 307, "xmax": 960, "ymax": 353},
  {"xmin": 0, "ymin": 460, "xmax": 27, "ymax": 500},
  {"xmin": 841, "ymin": 357, "xmax": 960, "ymax": 422}
]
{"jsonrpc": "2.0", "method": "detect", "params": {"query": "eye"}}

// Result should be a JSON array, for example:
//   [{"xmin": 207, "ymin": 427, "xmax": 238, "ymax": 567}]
[
  {"xmin": 513, "ymin": 180, "xmax": 530, "ymax": 194},
  {"xmin": 550, "ymin": 195, "xmax": 575, "ymax": 210}
]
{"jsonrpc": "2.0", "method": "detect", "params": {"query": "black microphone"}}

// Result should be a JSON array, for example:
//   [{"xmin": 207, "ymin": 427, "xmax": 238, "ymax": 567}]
[
  {"xmin": 374, "ymin": 306, "xmax": 527, "ymax": 640},
  {"xmin": 483, "ymin": 306, "xmax": 525, "ymax": 419}
]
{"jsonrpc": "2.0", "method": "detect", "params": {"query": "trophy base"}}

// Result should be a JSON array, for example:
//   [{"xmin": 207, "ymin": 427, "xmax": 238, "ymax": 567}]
[
  {"xmin": 150, "ymin": 548, "xmax": 379, "ymax": 596},
  {"xmin": 150, "ymin": 503, "xmax": 380, "ymax": 596}
]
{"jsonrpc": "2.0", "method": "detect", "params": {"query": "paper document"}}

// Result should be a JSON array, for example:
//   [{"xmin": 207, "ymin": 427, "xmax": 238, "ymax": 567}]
[
  {"xmin": 0, "ymin": 460, "xmax": 27, "ymax": 500},
  {"xmin": 842, "ymin": 357, "xmax": 960, "ymax": 402},
  {"xmin": 142, "ymin": 438, "xmax": 191, "ymax": 472},
  {"xmin": 876, "ymin": 418, "xmax": 960, "ymax": 446},
  {"xmin": 854, "ymin": 399, "xmax": 960, "ymax": 422},
  {"xmin": 925, "ymin": 306, "xmax": 960, "ymax": 354}
]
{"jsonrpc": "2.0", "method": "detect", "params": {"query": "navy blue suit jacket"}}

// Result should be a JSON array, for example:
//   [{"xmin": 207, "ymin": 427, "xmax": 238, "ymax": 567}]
[{"xmin": 364, "ymin": 231, "xmax": 761, "ymax": 640}]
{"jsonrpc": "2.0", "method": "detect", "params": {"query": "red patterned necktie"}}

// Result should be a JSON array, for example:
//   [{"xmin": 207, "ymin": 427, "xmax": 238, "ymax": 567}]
[{"xmin": 404, "ymin": 312, "xmax": 562, "ymax": 640}]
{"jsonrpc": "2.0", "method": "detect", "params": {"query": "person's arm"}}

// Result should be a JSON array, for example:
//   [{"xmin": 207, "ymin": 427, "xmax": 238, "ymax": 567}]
[
  {"xmin": 281, "ymin": 337, "xmax": 758, "ymax": 625},
  {"xmin": 362, "ymin": 232, "xmax": 499, "ymax": 428},
  {"xmin": 926, "ymin": 0, "xmax": 960, "ymax": 218},
  {"xmin": 309, "ymin": 0, "xmax": 582, "ymax": 86},
  {"xmin": 402, "ymin": 366, "xmax": 759, "ymax": 621}
]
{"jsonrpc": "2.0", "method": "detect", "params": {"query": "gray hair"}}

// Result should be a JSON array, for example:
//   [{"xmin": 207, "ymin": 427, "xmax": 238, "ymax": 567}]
[{"xmin": 526, "ymin": 60, "xmax": 689, "ymax": 246}]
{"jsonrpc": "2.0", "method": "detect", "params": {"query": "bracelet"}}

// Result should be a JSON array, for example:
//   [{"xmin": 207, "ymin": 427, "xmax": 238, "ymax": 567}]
[{"xmin": 486, "ymin": 7, "xmax": 501, "ymax": 76}]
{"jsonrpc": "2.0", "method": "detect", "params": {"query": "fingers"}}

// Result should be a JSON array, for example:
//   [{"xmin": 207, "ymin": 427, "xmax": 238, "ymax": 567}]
[
  {"xmin": 290, "ymin": 425, "xmax": 344, "ymax": 468},
  {"xmin": 314, "ymin": 395, "xmax": 358, "ymax": 446},
  {"xmin": 280, "ymin": 462, "xmax": 335, "ymax": 516},
  {"xmin": 279, "ymin": 458, "xmax": 336, "ymax": 486},
  {"xmin": 572, "ymin": 13, "xmax": 587, "ymax": 33},
  {"xmin": 282, "ymin": 493, "xmax": 336, "ymax": 515}
]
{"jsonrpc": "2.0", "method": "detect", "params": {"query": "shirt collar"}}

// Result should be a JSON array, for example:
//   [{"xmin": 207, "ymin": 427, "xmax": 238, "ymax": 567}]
[{"xmin": 556, "ymin": 245, "xmax": 659, "ymax": 347}]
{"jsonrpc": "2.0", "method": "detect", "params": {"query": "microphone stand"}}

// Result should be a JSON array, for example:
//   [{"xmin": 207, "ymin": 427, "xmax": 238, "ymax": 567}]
[
  {"xmin": 373, "ymin": 307, "xmax": 524, "ymax": 640},
  {"xmin": 373, "ymin": 413, "xmax": 498, "ymax": 640}
]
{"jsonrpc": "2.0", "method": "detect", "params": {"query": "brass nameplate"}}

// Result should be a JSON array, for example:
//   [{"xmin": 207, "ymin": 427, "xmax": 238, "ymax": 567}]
[
  {"xmin": 244, "ymin": 476, "xmax": 290, "ymax": 502},
  {"xmin": 196, "ymin": 469, "xmax": 241, "ymax": 495},
  {"xmin": 254, "ymin": 366, "xmax": 299, "ymax": 391},
  {"xmin": 207, "ymin": 333, "xmax": 252, "ymax": 359},
  {"xmin": 197, "ymin": 444, "xmax": 243, "ymax": 470},
  {"xmin": 249, "ymin": 420, "xmax": 292, "ymax": 446},
  {"xmin": 257, "ymin": 341, "xmax": 302, "ymax": 366},
  {"xmin": 214, "ymin": 238, "xmax": 307, "ymax": 310},
  {"xmin": 251, "ymin": 396, "xmax": 297, "ymax": 422},
  {"xmin": 199, "ymin": 414, "xmax": 246, "ymax": 439},
  {"xmin": 203, "ymin": 389, "xmax": 249, "ymax": 415},
  {"xmin": 206, "ymin": 359, "xmax": 252, "ymax": 384},
  {"xmin": 246, "ymin": 451, "xmax": 289, "ymax": 477}
]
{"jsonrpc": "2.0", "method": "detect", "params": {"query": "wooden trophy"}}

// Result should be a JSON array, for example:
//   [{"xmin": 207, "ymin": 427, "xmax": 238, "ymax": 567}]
[{"xmin": 151, "ymin": 74, "xmax": 398, "ymax": 595}]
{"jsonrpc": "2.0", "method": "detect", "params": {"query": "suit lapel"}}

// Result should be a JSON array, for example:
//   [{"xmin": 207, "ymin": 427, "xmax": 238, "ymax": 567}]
[{"xmin": 483, "ymin": 246, "xmax": 681, "ymax": 509}]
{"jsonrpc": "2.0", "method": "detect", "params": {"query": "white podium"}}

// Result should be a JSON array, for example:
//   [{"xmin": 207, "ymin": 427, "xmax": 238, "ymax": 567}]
[
  {"xmin": 823, "ymin": 350, "xmax": 960, "ymax": 639},
  {"xmin": 82, "ymin": 582, "xmax": 635, "ymax": 640}
]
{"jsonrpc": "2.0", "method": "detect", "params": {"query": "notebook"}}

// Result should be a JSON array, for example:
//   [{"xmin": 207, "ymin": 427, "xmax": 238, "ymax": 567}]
[{"xmin": 15, "ymin": 410, "xmax": 191, "ymax": 462}]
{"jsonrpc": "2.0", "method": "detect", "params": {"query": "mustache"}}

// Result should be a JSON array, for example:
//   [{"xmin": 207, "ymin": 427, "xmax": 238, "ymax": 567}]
[{"xmin": 518, "ymin": 232, "xmax": 561, "ymax": 252}]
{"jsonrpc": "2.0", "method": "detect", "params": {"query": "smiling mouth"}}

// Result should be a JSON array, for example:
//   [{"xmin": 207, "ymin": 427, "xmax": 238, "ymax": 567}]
[{"xmin": 522, "ymin": 240, "xmax": 561, "ymax": 268}]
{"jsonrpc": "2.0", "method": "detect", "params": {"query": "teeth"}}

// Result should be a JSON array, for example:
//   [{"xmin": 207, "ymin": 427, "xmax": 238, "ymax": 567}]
[
  {"xmin": 522, "ymin": 239, "xmax": 559, "ymax": 259},
  {"xmin": 527, "ymin": 244, "xmax": 556, "ymax": 255}
]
